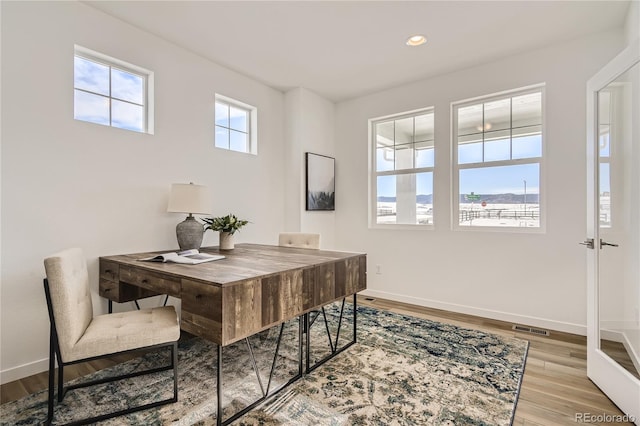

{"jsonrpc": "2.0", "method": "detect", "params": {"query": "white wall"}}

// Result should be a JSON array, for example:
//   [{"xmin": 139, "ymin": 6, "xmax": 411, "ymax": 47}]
[
  {"xmin": 334, "ymin": 30, "xmax": 626, "ymax": 334},
  {"xmin": 0, "ymin": 1, "xmax": 285, "ymax": 383},
  {"xmin": 625, "ymin": 0, "xmax": 639, "ymax": 44},
  {"xmin": 284, "ymin": 88, "xmax": 336, "ymax": 248}
]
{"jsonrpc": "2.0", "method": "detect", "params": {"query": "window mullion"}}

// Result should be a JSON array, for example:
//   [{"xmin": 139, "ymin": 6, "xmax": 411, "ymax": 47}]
[
  {"xmin": 392, "ymin": 120, "xmax": 397, "ymax": 171},
  {"xmin": 412, "ymin": 117, "xmax": 416, "ymax": 169},
  {"xmin": 73, "ymin": 88, "xmax": 110, "ymax": 99},
  {"xmin": 228, "ymin": 104, "xmax": 232, "ymax": 149},
  {"xmin": 108, "ymin": 66, "xmax": 113, "ymax": 126},
  {"xmin": 457, "ymin": 157, "xmax": 539, "ymax": 170},
  {"xmin": 509, "ymin": 97, "xmax": 513, "ymax": 160},
  {"xmin": 110, "ymin": 97, "xmax": 144, "ymax": 108},
  {"xmin": 482, "ymin": 103, "xmax": 486, "ymax": 163},
  {"xmin": 377, "ymin": 166, "xmax": 433, "ymax": 177}
]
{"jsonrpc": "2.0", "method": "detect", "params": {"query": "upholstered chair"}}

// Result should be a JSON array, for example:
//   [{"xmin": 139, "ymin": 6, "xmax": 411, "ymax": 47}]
[
  {"xmin": 278, "ymin": 232, "xmax": 320, "ymax": 249},
  {"xmin": 43, "ymin": 248, "xmax": 180, "ymax": 425}
]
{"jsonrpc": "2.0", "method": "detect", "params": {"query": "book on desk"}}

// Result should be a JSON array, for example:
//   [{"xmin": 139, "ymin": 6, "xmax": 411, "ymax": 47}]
[{"xmin": 139, "ymin": 249, "xmax": 225, "ymax": 264}]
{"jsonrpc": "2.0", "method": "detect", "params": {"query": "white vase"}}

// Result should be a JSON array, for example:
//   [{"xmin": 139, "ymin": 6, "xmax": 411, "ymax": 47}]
[{"xmin": 219, "ymin": 231, "xmax": 235, "ymax": 250}]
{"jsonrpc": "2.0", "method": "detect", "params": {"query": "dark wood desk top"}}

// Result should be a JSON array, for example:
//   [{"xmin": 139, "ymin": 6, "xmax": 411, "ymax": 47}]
[{"xmin": 100, "ymin": 244, "xmax": 365, "ymax": 288}]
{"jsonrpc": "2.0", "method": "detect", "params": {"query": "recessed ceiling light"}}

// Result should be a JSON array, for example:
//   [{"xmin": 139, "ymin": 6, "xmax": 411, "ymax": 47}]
[{"xmin": 406, "ymin": 35, "xmax": 427, "ymax": 47}]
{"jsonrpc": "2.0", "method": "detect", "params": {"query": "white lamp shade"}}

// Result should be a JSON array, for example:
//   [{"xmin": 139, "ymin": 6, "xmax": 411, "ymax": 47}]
[{"xmin": 167, "ymin": 183, "xmax": 212, "ymax": 215}]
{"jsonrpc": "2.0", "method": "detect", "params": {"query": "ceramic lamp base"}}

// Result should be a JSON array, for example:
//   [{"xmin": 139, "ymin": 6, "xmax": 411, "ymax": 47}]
[{"xmin": 176, "ymin": 215, "xmax": 204, "ymax": 250}]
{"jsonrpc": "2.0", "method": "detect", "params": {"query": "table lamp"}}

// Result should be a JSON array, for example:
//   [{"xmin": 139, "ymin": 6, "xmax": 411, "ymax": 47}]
[{"xmin": 167, "ymin": 182, "xmax": 212, "ymax": 250}]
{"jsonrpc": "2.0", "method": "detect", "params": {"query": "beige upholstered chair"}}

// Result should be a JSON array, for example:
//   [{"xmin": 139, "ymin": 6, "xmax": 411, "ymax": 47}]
[
  {"xmin": 43, "ymin": 248, "xmax": 180, "ymax": 425},
  {"xmin": 278, "ymin": 232, "xmax": 320, "ymax": 249}
]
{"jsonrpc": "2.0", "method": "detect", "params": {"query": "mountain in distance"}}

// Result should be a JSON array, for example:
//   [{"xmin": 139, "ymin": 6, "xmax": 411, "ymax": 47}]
[{"xmin": 377, "ymin": 193, "xmax": 539, "ymax": 204}]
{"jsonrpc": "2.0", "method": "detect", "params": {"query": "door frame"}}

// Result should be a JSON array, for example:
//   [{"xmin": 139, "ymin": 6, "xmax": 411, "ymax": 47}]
[{"xmin": 586, "ymin": 39, "xmax": 640, "ymax": 423}]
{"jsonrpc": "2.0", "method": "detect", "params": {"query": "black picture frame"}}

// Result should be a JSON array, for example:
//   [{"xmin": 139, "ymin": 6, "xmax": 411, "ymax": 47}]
[{"xmin": 305, "ymin": 152, "xmax": 335, "ymax": 211}]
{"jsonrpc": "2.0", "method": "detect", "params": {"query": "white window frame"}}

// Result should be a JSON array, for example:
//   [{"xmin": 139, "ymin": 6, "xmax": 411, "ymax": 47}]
[
  {"xmin": 73, "ymin": 45, "xmax": 154, "ymax": 134},
  {"xmin": 368, "ymin": 107, "xmax": 435, "ymax": 230},
  {"xmin": 214, "ymin": 94, "xmax": 257, "ymax": 155},
  {"xmin": 451, "ymin": 84, "xmax": 546, "ymax": 233}
]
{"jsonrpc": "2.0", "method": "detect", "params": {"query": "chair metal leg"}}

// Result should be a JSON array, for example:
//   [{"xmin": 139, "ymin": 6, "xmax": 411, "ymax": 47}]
[
  {"xmin": 172, "ymin": 342, "xmax": 178, "ymax": 402},
  {"xmin": 354, "ymin": 294, "xmax": 358, "ymax": 343},
  {"xmin": 47, "ymin": 325, "xmax": 55, "ymax": 425},
  {"xmin": 57, "ymin": 358, "xmax": 64, "ymax": 402},
  {"xmin": 216, "ymin": 344, "xmax": 222, "ymax": 426}
]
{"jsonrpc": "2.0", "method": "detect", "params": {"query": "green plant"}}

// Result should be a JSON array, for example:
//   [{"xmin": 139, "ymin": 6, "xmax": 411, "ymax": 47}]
[{"xmin": 202, "ymin": 214, "xmax": 249, "ymax": 235}]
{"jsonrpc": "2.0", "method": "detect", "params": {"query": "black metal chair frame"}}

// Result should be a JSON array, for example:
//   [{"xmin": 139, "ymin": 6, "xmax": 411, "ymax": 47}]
[
  {"xmin": 108, "ymin": 295, "xmax": 170, "ymax": 314},
  {"xmin": 44, "ymin": 278, "xmax": 178, "ymax": 426}
]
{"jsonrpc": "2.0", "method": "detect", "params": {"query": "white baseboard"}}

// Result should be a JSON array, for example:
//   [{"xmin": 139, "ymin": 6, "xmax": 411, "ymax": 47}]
[
  {"xmin": 600, "ymin": 325, "xmax": 640, "ymax": 374},
  {"xmin": 360, "ymin": 289, "xmax": 587, "ymax": 336},
  {"xmin": 1, "ymin": 358, "xmax": 49, "ymax": 385}
]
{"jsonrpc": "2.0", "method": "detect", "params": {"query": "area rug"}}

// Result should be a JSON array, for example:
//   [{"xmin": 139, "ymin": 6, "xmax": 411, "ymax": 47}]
[{"xmin": 0, "ymin": 304, "xmax": 528, "ymax": 425}]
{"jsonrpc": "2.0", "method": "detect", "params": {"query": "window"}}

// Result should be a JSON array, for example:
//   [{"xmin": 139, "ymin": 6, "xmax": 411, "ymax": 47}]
[
  {"xmin": 453, "ymin": 86, "xmax": 544, "ymax": 229},
  {"xmin": 370, "ymin": 108, "xmax": 434, "ymax": 226},
  {"xmin": 73, "ymin": 46, "xmax": 153, "ymax": 133},
  {"xmin": 215, "ymin": 95, "xmax": 257, "ymax": 154}
]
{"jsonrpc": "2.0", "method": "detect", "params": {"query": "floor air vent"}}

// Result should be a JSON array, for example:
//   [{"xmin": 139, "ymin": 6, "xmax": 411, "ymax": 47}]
[{"xmin": 512, "ymin": 324, "xmax": 550, "ymax": 336}]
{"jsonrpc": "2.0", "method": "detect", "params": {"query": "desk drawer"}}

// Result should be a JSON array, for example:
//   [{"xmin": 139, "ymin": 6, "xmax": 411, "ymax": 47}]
[
  {"xmin": 182, "ymin": 279, "xmax": 222, "ymax": 344},
  {"xmin": 100, "ymin": 261, "xmax": 119, "ymax": 282},
  {"xmin": 99, "ymin": 279, "xmax": 121, "ymax": 300},
  {"xmin": 120, "ymin": 266, "xmax": 181, "ymax": 297}
]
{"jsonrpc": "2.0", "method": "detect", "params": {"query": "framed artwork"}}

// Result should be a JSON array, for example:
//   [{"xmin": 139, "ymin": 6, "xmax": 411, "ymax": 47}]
[{"xmin": 305, "ymin": 152, "xmax": 335, "ymax": 211}]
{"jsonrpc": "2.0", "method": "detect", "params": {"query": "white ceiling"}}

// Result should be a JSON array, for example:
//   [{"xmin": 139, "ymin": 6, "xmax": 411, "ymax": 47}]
[{"xmin": 84, "ymin": 1, "xmax": 630, "ymax": 102}]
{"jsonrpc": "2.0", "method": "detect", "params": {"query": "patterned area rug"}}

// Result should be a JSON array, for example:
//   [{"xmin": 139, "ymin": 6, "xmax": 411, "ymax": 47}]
[{"xmin": 0, "ymin": 304, "xmax": 528, "ymax": 425}]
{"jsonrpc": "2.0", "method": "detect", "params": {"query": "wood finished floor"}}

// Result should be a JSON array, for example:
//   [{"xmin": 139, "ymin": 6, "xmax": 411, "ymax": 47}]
[{"xmin": 1, "ymin": 296, "xmax": 634, "ymax": 425}]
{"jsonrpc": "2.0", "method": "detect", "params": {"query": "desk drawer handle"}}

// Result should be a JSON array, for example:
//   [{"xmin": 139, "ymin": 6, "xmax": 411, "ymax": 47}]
[
  {"xmin": 196, "ymin": 294, "xmax": 202, "ymax": 299},
  {"xmin": 104, "ymin": 288, "xmax": 111, "ymax": 293},
  {"xmin": 141, "ymin": 279, "xmax": 149, "ymax": 284}
]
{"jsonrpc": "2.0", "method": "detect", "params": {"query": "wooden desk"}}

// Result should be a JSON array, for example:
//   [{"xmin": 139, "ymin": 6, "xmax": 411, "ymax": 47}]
[
  {"xmin": 99, "ymin": 243, "xmax": 366, "ymax": 346},
  {"xmin": 100, "ymin": 243, "xmax": 366, "ymax": 425}
]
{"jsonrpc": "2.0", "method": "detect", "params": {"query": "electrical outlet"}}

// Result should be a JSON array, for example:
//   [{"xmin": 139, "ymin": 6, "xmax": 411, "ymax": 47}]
[{"xmin": 375, "ymin": 265, "xmax": 382, "ymax": 274}]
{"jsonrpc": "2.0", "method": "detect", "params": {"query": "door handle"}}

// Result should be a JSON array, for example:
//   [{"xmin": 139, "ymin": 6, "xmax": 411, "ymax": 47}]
[
  {"xmin": 579, "ymin": 238, "xmax": 595, "ymax": 249},
  {"xmin": 600, "ymin": 239, "xmax": 619, "ymax": 248}
]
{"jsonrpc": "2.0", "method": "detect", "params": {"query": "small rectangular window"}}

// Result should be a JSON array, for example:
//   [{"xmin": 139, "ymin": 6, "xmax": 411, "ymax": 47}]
[
  {"xmin": 73, "ymin": 46, "xmax": 153, "ymax": 134},
  {"xmin": 215, "ymin": 95, "xmax": 257, "ymax": 154},
  {"xmin": 453, "ymin": 86, "xmax": 544, "ymax": 229},
  {"xmin": 370, "ymin": 108, "xmax": 435, "ymax": 227}
]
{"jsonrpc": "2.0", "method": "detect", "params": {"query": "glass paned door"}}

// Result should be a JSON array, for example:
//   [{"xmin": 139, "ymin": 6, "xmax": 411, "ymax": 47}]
[
  {"xmin": 597, "ymin": 66, "xmax": 640, "ymax": 381},
  {"xmin": 586, "ymin": 40, "xmax": 640, "ymax": 423}
]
